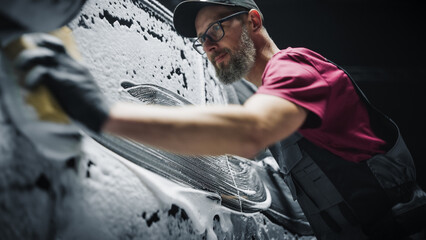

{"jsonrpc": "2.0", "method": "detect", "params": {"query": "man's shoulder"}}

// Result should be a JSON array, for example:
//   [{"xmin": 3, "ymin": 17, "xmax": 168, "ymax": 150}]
[{"xmin": 276, "ymin": 47, "xmax": 326, "ymax": 61}]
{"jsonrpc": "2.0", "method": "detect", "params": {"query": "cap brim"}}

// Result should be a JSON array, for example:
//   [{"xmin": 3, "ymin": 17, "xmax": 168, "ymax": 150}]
[{"xmin": 173, "ymin": 1, "xmax": 234, "ymax": 38}]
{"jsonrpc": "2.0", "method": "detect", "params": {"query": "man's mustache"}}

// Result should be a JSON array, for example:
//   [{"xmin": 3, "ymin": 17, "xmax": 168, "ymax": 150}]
[{"xmin": 210, "ymin": 48, "xmax": 231, "ymax": 65}]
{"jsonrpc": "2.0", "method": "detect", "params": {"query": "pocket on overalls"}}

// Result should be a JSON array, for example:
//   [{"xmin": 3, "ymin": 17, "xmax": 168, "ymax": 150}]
[{"xmin": 366, "ymin": 134, "xmax": 416, "ymax": 200}]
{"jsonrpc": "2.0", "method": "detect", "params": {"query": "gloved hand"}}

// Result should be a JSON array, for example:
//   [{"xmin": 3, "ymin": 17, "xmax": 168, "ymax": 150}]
[{"xmin": 15, "ymin": 33, "xmax": 110, "ymax": 133}]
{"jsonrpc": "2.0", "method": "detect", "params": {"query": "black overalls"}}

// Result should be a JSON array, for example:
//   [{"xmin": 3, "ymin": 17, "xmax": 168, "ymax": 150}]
[{"xmin": 269, "ymin": 63, "xmax": 426, "ymax": 239}]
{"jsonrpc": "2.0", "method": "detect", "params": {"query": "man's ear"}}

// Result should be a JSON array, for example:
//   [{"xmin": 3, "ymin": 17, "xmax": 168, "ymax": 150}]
[{"xmin": 248, "ymin": 9, "xmax": 262, "ymax": 32}]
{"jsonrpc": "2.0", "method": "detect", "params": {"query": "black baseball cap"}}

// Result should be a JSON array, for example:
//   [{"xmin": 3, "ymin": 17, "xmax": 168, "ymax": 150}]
[{"xmin": 173, "ymin": 0, "xmax": 262, "ymax": 38}]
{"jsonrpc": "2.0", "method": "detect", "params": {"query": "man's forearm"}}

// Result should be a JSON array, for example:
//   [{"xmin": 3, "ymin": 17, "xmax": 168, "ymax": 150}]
[{"xmin": 102, "ymin": 102, "xmax": 263, "ymax": 158}]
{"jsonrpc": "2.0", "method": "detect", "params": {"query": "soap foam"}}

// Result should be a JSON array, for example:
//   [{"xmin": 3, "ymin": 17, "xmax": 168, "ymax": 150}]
[{"xmin": 86, "ymin": 136, "xmax": 240, "ymax": 240}]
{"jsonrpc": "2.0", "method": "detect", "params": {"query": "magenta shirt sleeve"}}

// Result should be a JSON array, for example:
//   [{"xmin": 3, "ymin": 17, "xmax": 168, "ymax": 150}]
[{"xmin": 257, "ymin": 51, "xmax": 330, "ymax": 127}]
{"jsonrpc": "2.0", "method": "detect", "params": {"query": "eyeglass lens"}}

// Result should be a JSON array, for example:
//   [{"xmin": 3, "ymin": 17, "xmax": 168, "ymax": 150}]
[
  {"xmin": 201, "ymin": 24, "xmax": 223, "ymax": 44},
  {"xmin": 194, "ymin": 23, "xmax": 223, "ymax": 54}
]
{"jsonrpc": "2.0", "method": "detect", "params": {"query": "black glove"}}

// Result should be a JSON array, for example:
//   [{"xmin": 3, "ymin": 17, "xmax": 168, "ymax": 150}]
[{"xmin": 15, "ymin": 33, "xmax": 110, "ymax": 133}]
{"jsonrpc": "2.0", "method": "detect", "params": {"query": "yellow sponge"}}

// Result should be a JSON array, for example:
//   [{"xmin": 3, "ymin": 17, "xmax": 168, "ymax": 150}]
[{"xmin": 2, "ymin": 26, "xmax": 81, "ymax": 124}]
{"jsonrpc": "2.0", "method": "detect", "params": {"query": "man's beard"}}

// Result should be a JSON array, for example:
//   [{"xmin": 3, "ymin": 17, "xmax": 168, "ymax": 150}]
[{"xmin": 211, "ymin": 26, "xmax": 256, "ymax": 85}]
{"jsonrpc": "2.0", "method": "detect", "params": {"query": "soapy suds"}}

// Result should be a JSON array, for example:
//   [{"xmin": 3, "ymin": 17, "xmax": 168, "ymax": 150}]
[
  {"xmin": 94, "ymin": 133, "xmax": 272, "ymax": 213},
  {"xmin": 85, "ymin": 136, "xmax": 233, "ymax": 240},
  {"xmin": 226, "ymin": 155, "xmax": 243, "ymax": 213}
]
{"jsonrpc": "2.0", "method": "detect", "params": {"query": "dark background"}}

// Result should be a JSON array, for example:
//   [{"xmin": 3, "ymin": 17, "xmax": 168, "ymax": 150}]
[{"xmin": 158, "ymin": 0, "xmax": 426, "ymax": 190}]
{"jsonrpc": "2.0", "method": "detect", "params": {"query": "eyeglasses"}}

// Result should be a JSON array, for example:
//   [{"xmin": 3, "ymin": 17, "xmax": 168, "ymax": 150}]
[{"xmin": 193, "ymin": 11, "xmax": 249, "ymax": 55}]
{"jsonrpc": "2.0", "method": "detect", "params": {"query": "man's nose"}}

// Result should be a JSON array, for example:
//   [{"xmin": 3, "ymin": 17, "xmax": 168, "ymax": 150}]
[{"xmin": 203, "ymin": 38, "xmax": 218, "ymax": 53}]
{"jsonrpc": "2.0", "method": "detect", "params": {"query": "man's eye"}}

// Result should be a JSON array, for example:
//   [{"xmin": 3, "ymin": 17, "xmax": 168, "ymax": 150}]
[{"xmin": 212, "ymin": 24, "xmax": 221, "ymax": 31}]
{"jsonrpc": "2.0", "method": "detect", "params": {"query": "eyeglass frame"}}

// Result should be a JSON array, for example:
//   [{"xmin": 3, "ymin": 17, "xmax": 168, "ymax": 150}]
[{"xmin": 193, "ymin": 11, "xmax": 249, "ymax": 55}]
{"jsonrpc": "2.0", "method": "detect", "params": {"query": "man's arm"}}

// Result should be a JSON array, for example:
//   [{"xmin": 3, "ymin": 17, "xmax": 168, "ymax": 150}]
[
  {"xmin": 103, "ymin": 93, "xmax": 307, "ymax": 158},
  {"xmin": 14, "ymin": 35, "xmax": 307, "ymax": 158}
]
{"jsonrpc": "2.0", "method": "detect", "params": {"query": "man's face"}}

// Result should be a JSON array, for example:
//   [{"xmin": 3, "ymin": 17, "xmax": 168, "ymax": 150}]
[{"xmin": 195, "ymin": 6, "xmax": 256, "ymax": 84}]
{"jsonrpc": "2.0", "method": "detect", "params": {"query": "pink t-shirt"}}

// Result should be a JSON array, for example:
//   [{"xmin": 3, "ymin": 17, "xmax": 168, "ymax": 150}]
[{"xmin": 256, "ymin": 47, "xmax": 386, "ymax": 163}]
